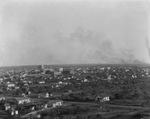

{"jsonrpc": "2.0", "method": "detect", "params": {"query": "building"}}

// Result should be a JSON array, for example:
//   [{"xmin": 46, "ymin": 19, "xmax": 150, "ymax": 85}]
[
  {"xmin": 53, "ymin": 67, "xmax": 60, "ymax": 72},
  {"xmin": 16, "ymin": 97, "xmax": 31, "ymax": 104},
  {"xmin": 47, "ymin": 100, "xmax": 63, "ymax": 108},
  {"xmin": 38, "ymin": 92, "xmax": 50, "ymax": 98},
  {"xmin": 95, "ymin": 94, "xmax": 110, "ymax": 103},
  {"xmin": 52, "ymin": 68, "xmax": 61, "ymax": 76},
  {"xmin": 43, "ymin": 69, "xmax": 54, "ymax": 76},
  {"xmin": 7, "ymin": 83, "xmax": 15, "ymax": 88},
  {"xmin": 54, "ymin": 71, "xmax": 61, "ymax": 76},
  {"xmin": 70, "ymin": 69, "xmax": 75, "ymax": 74},
  {"xmin": 37, "ymin": 65, "xmax": 45, "ymax": 71},
  {"xmin": 0, "ymin": 95, "xmax": 5, "ymax": 101},
  {"xmin": 59, "ymin": 68, "xmax": 63, "ymax": 72},
  {"xmin": 62, "ymin": 68, "xmax": 70, "ymax": 75},
  {"xmin": 7, "ymin": 97, "xmax": 31, "ymax": 105},
  {"xmin": 11, "ymin": 108, "xmax": 18, "ymax": 116}
]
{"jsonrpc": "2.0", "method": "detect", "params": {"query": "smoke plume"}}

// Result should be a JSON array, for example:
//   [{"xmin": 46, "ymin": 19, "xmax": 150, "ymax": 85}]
[{"xmin": 0, "ymin": 0, "xmax": 149, "ymax": 66}]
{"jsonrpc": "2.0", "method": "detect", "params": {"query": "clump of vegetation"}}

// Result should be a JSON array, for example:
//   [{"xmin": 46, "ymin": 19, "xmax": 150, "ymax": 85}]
[{"xmin": 39, "ymin": 104, "xmax": 96, "ymax": 119}]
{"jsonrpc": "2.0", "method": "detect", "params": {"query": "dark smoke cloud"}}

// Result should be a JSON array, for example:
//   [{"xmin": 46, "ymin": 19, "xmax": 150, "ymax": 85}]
[{"xmin": 51, "ymin": 27, "xmax": 146, "ymax": 64}]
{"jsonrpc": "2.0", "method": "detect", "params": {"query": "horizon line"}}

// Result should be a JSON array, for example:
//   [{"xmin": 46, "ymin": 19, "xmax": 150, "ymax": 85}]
[{"xmin": 0, "ymin": 63, "xmax": 149, "ymax": 68}]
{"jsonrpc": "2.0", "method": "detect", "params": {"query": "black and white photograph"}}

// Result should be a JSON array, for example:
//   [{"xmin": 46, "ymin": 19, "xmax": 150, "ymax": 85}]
[{"xmin": 0, "ymin": 0, "xmax": 150, "ymax": 118}]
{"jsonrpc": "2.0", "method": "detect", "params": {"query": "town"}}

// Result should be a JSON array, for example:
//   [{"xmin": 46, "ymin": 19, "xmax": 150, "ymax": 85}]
[
  {"xmin": 0, "ymin": 64, "xmax": 150, "ymax": 119},
  {"xmin": 1, "ymin": 0, "xmax": 149, "ymax": 118}
]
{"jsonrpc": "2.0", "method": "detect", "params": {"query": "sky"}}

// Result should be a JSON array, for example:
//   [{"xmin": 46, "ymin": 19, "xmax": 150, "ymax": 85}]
[{"xmin": 0, "ymin": 0, "xmax": 150, "ymax": 66}]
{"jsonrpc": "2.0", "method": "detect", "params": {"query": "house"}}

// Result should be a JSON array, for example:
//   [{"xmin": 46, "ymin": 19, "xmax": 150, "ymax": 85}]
[
  {"xmin": 83, "ymin": 78, "xmax": 89, "ymax": 82},
  {"xmin": 7, "ymin": 83, "xmax": 15, "ymax": 87},
  {"xmin": 0, "ymin": 95, "xmax": 5, "ymax": 101},
  {"xmin": 15, "ymin": 97, "xmax": 31, "ymax": 104},
  {"xmin": 15, "ymin": 86, "xmax": 19, "ymax": 89},
  {"xmin": 47, "ymin": 100, "xmax": 63, "ymax": 108},
  {"xmin": 95, "ymin": 94, "xmax": 110, "ymax": 109},
  {"xmin": 0, "ymin": 78, "xmax": 3, "ymax": 82},
  {"xmin": 39, "ymin": 81, "xmax": 45, "ymax": 84},
  {"xmin": 54, "ymin": 71, "xmax": 61, "ymax": 76},
  {"xmin": 95, "ymin": 94, "xmax": 110, "ymax": 103},
  {"xmin": 8, "ymin": 97, "xmax": 31, "ymax": 105},
  {"xmin": 5, "ymin": 103, "xmax": 10, "ymax": 110},
  {"xmin": 11, "ymin": 108, "xmax": 18, "ymax": 116},
  {"xmin": 45, "ymin": 93, "xmax": 49, "ymax": 98},
  {"xmin": 38, "ymin": 92, "xmax": 50, "ymax": 98},
  {"xmin": 16, "ymin": 103, "xmax": 37, "ymax": 113}
]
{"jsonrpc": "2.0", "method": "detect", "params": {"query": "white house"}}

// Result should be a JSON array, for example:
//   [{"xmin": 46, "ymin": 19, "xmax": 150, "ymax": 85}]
[
  {"xmin": 11, "ymin": 97, "xmax": 31, "ymax": 104},
  {"xmin": 95, "ymin": 95, "xmax": 110, "ymax": 103},
  {"xmin": 5, "ymin": 103, "xmax": 10, "ymax": 110},
  {"xmin": 11, "ymin": 109, "xmax": 18, "ymax": 116},
  {"xmin": 0, "ymin": 95, "xmax": 5, "ymax": 101},
  {"xmin": 45, "ymin": 93, "xmax": 49, "ymax": 98},
  {"xmin": 7, "ymin": 83, "xmax": 15, "ymax": 87}
]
